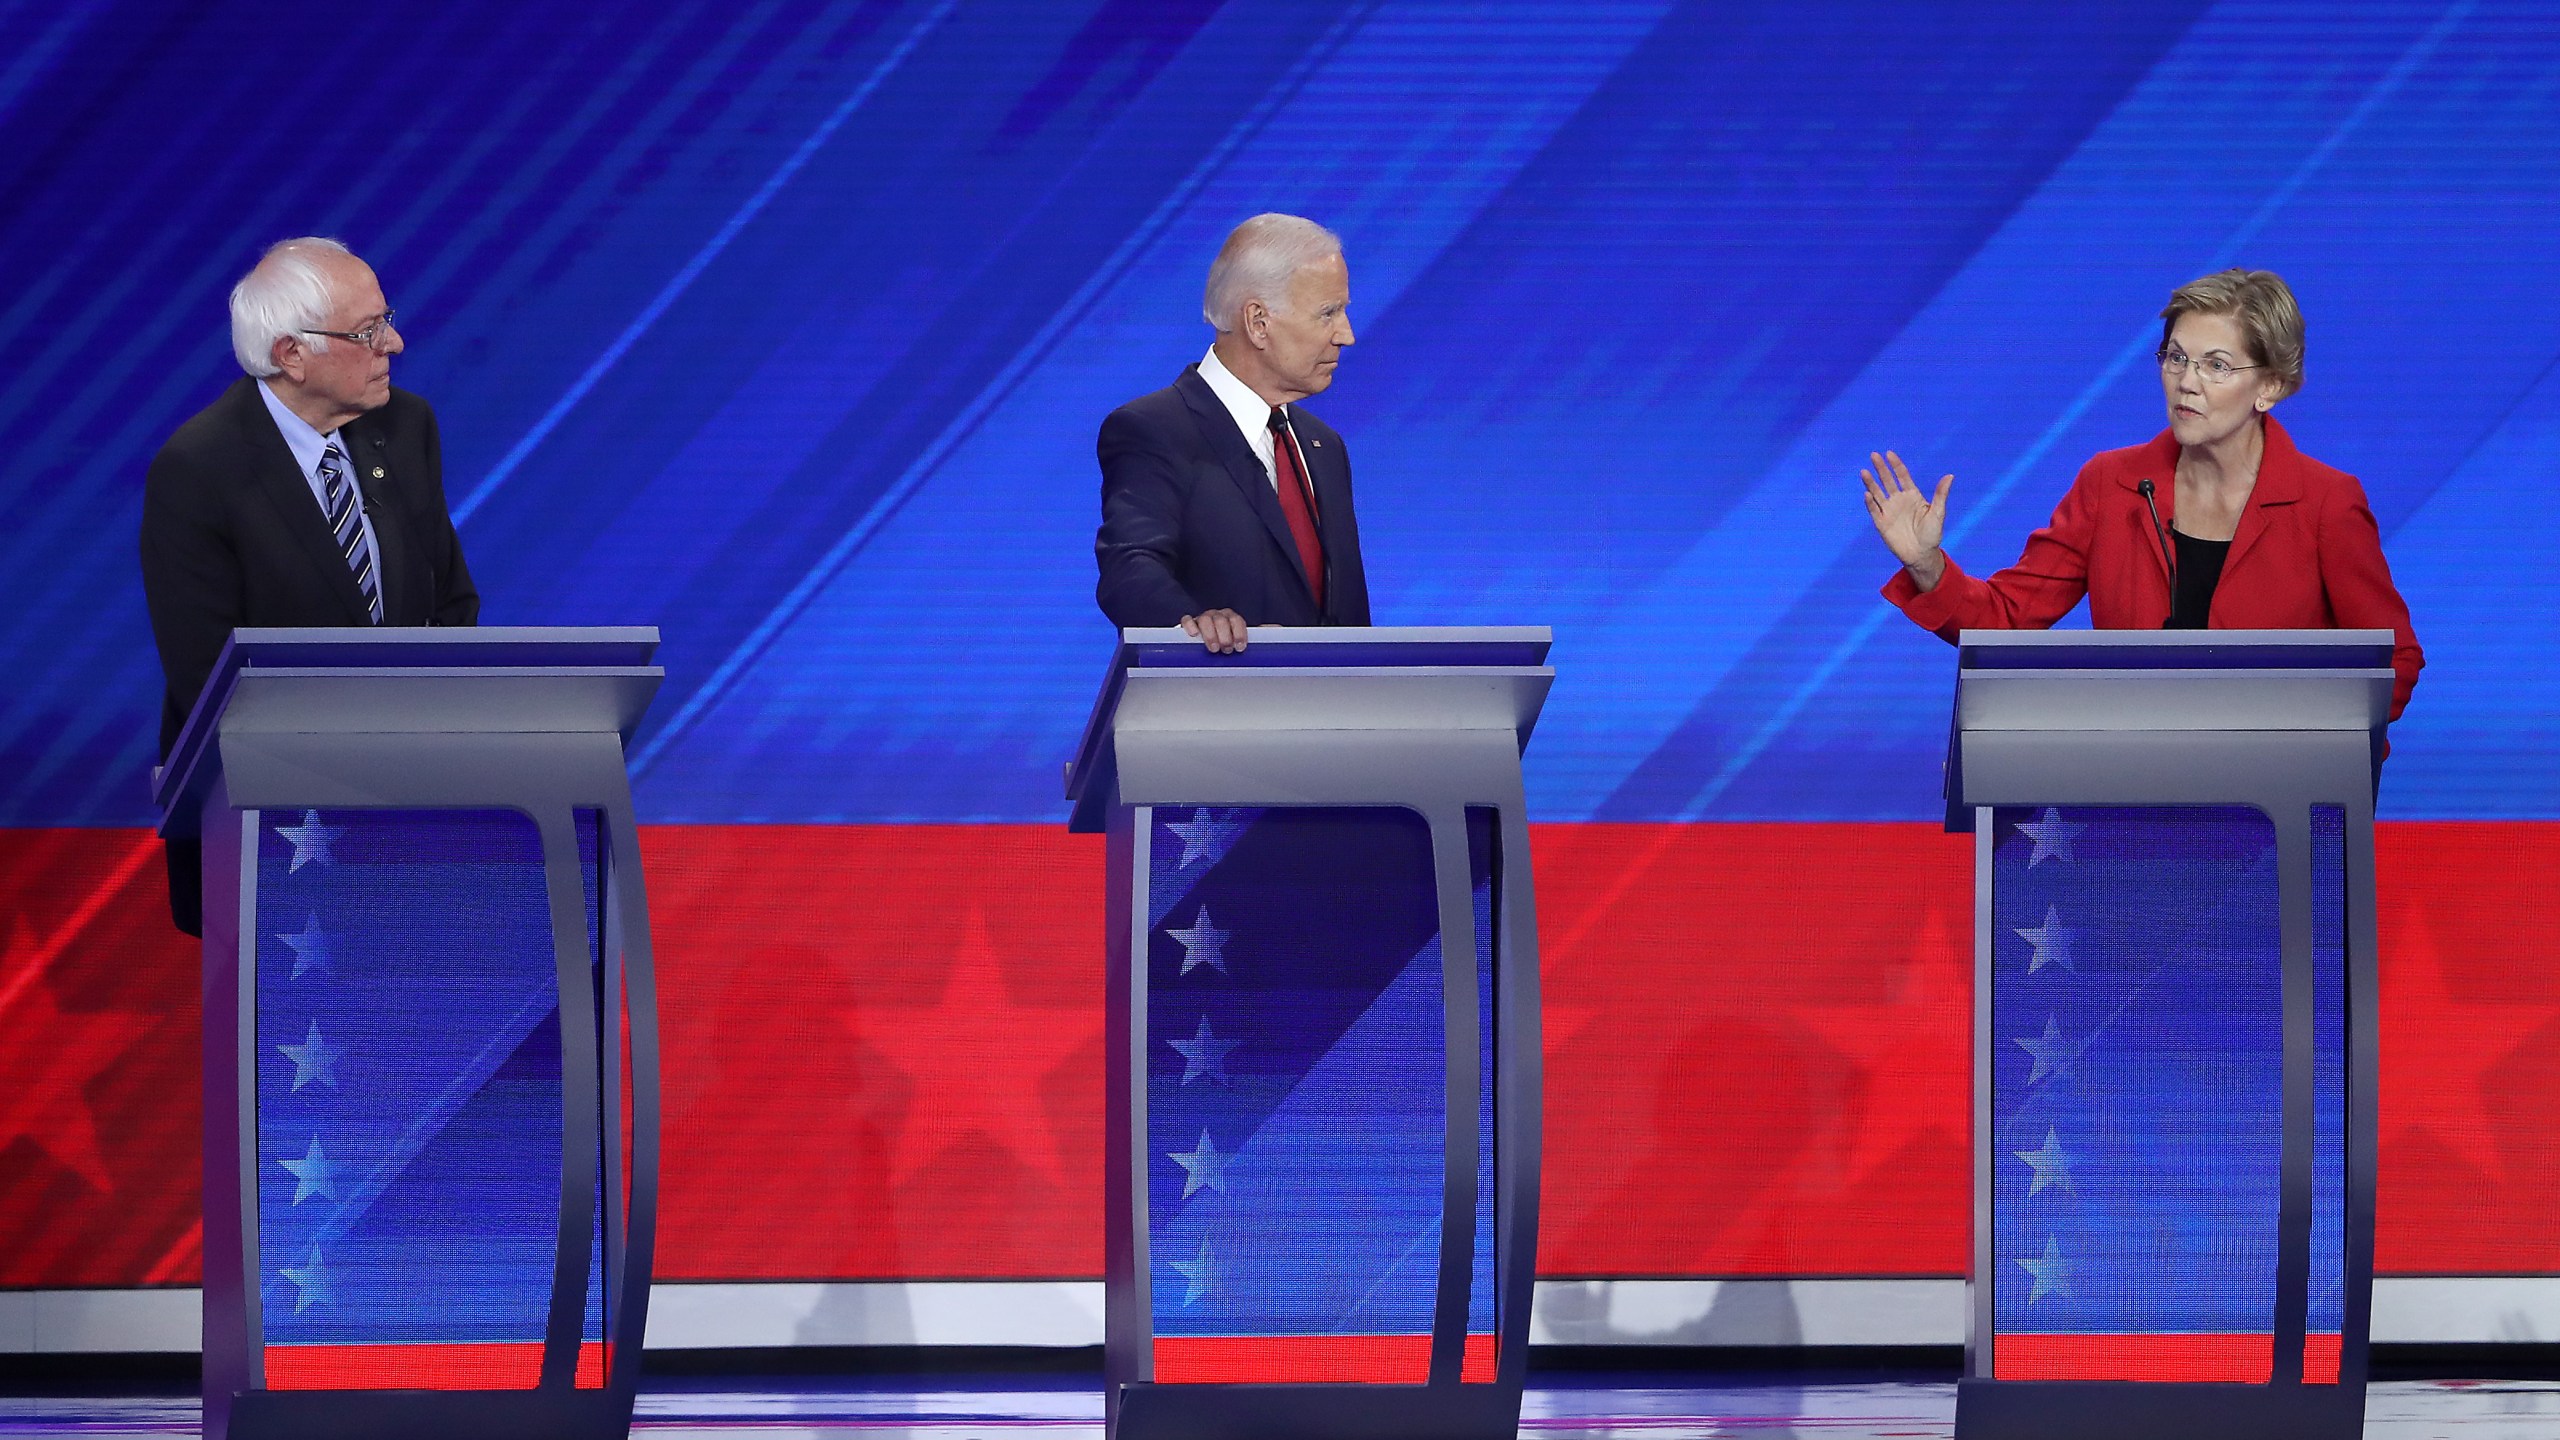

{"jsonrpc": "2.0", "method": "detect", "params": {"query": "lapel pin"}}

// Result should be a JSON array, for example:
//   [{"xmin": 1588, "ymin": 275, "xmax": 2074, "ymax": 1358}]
[
  {"xmin": 1310, "ymin": 438, "xmax": 1322, "ymax": 448},
  {"xmin": 370, "ymin": 467, "xmax": 385, "ymax": 479}
]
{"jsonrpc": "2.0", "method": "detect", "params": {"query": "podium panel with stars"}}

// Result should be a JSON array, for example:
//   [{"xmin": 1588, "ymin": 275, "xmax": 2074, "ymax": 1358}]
[
  {"xmin": 1945, "ymin": 630, "xmax": 2389, "ymax": 1440},
  {"xmin": 153, "ymin": 627, "xmax": 665, "ymax": 1440},
  {"xmin": 1068, "ymin": 626, "xmax": 1552, "ymax": 1440},
  {"xmin": 254, "ymin": 809, "xmax": 608, "ymax": 1373}
]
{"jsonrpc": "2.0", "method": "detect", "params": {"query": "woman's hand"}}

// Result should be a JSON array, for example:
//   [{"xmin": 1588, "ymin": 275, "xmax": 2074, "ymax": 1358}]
[{"xmin": 1861, "ymin": 450, "xmax": 1953, "ymax": 592}]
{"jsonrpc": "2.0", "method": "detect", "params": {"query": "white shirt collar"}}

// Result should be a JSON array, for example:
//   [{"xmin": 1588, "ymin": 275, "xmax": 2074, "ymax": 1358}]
[{"xmin": 1198, "ymin": 344, "xmax": 1278, "ymax": 484}]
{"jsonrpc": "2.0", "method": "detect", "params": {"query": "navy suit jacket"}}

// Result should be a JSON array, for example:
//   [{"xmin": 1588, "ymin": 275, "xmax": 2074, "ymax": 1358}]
[{"xmin": 1094, "ymin": 365, "xmax": 1370, "ymax": 628}]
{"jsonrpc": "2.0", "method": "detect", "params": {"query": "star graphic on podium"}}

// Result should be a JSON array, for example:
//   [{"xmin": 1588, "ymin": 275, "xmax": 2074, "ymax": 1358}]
[
  {"xmin": 2016, "ymin": 808, "xmax": 2086, "ymax": 868},
  {"xmin": 2015, "ymin": 906, "xmax": 2076, "ymax": 974},
  {"xmin": 2014, "ymin": 1127, "xmax": 2074, "ymax": 1196},
  {"xmin": 1165, "ymin": 810, "xmax": 1246, "ymax": 870},
  {"xmin": 280, "ymin": 1137, "xmax": 339, "ymax": 1205},
  {"xmin": 277, "ymin": 915, "xmax": 333, "ymax": 980},
  {"xmin": 1170, "ymin": 1240, "xmax": 1218, "ymax": 1305},
  {"xmin": 2018, "ymin": 1237, "xmax": 2072, "ymax": 1302},
  {"xmin": 2015, "ymin": 1016, "xmax": 2084, "ymax": 1085},
  {"xmin": 1167, "ymin": 908, "xmax": 1231, "ymax": 976},
  {"xmin": 1170, "ymin": 1130, "xmax": 1231, "ymax": 1197},
  {"xmin": 278, "ymin": 1022, "xmax": 343, "ymax": 1092},
  {"xmin": 280, "ymin": 1246, "xmax": 333, "ymax": 1312},
  {"xmin": 1169, "ymin": 1016, "xmax": 1240, "ymax": 1086},
  {"xmin": 275, "ymin": 812, "xmax": 345, "ymax": 871}
]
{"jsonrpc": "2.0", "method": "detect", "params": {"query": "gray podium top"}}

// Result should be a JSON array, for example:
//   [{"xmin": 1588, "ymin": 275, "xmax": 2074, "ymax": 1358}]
[
  {"xmin": 154, "ymin": 626, "xmax": 663, "ymax": 838},
  {"xmin": 1065, "ymin": 626, "xmax": 1554, "ymax": 833},
  {"xmin": 1945, "ymin": 628, "xmax": 2394, "ymax": 829}
]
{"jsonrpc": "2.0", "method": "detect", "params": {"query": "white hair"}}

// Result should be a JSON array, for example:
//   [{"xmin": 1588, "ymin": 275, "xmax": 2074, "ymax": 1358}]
[
  {"xmin": 1202, "ymin": 214, "xmax": 1342, "ymax": 332},
  {"xmin": 229, "ymin": 237, "xmax": 354, "ymax": 376}
]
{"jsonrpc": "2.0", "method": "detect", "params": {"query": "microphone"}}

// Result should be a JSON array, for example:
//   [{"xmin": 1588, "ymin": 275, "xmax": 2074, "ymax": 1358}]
[
  {"xmin": 2137, "ymin": 478, "xmax": 2177, "ymax": 584},
  {"xmin": 356, "ymin": 434, "xmax": 387, "ymax": 513}
]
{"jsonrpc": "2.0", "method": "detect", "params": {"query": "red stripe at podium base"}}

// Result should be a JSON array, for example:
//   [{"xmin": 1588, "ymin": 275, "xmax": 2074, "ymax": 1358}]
[
  {"xmin": 1152, "ymin": 1333, "xmax": 1499, "ymax": 1384},
  {"xmin": 263, "ymin": 1341, "xmax": 608, "ymax": 1390}
]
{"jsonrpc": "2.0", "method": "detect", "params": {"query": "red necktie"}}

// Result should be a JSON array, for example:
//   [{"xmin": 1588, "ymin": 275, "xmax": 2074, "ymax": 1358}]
[{"xmin": 1267, "ymin": 407, "xmax": 1326, "ymax": 609}]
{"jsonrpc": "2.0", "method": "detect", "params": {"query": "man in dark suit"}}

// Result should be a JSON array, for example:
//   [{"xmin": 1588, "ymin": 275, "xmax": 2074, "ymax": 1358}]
[
  {"xmin": 1095, "ymin": 213, "xmax": 1368, "ymax": 653},
  {"xmin": 140, "ymin": 237, "xmax": 478, "ymax": 934}
]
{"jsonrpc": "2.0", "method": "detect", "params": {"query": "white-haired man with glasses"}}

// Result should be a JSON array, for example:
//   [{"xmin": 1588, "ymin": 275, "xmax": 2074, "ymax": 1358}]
[{"xmin": 140, "ymin": 236, "xmax": 478, "ymax": 934}]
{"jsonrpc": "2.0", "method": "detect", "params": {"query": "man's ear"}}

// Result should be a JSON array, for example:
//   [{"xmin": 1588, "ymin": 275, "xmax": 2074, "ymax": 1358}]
[
  {"xmin": 270, "ymin": 335, "xmax": 306, "ymax": 383},
  {"xmin": 1242, "ymin": 299, "xmax": 1271, "ymax": 350}
]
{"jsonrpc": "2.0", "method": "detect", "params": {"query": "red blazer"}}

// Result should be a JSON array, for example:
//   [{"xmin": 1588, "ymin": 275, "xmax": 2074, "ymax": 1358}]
[{"xmin": 1882, "ymin": 415, "xmax": 2423, "ymax": 719}]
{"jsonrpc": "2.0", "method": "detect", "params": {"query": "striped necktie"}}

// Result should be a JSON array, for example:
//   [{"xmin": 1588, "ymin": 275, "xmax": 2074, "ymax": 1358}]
[{"xmin": 318, "ymin": 441, "xmax": 381, "ymax": 623}]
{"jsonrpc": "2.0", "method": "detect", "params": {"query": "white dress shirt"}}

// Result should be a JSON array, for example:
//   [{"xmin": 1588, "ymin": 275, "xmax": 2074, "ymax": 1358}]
[
  {"xmin": 256, "ymin": 379, "xmax": 382, "ymax": 587},
  {"xmin": 1197, "ymin": 346, "xmax": 1280, "ymax": 491}
]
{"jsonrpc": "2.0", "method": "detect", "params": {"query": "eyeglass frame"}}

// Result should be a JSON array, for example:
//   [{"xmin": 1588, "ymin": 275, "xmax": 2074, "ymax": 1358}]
[
  {"xmin": 301, "ymin": 309, "xmax": 400, "ymax": 353},
  {"xmin": 2155, "ymin": 343, "xmax": 2263, "ymax": 385}
]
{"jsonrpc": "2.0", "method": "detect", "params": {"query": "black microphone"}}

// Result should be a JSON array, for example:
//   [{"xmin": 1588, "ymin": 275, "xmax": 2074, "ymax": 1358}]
[
  {"xmin": 2137, "ymin": 478, "xmax": 2177, "ymax": 584},
  {"xmin": 356, "ymin": 434, "xmax": 387, "ymax": 513}
]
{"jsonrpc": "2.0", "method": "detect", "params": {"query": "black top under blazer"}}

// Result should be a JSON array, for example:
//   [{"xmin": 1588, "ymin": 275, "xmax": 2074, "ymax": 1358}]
[
  {"xmin": 139, "ymin": 376, "xmax": 478, "ymax": 931},
  {"xmin": 1094, "ymin": 365, "xmax": 1371, "ymax": 629}
]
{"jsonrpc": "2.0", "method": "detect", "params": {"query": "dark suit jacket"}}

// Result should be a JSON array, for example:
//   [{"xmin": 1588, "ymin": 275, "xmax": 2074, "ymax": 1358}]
[
  {"xmin": 1882, "ymin": 415, "xmax": 2422, "ymax": 717},
  {"xmin": 140, "ymin": 376, "xmax": 479, "ymax": 931},
  {"xmin": 1095, "ymin": 365, "xmax": 1371, "ymax": 628}
]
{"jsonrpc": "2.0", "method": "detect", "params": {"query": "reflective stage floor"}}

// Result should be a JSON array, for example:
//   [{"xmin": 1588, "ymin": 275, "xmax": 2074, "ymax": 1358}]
[{"xmin": 8, "ymin": 1376, "xmax": 2560, "ymax": 1439}]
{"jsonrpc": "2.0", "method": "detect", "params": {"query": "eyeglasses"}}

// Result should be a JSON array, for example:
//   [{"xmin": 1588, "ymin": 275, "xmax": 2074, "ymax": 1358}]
[
  {"xmin": 302, "ymin": 310, "xmax": 399, "ymax": 353},
  {"xmin": 2157, "ymin": 344, "xmax": 2261, "ymax": 385}
]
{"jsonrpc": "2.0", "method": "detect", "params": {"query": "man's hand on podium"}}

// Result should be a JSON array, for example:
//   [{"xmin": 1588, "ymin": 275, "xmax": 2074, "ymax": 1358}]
[{"xmin": 1181, "ymin": 608, "xmax": 1249, "ymax": 654}]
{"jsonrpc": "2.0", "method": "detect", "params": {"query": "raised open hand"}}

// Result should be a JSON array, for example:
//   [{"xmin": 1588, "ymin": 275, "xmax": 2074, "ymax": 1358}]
[{"xmin": 1860, "ymin": 450, "xmax": 1953, "ymax": 589}]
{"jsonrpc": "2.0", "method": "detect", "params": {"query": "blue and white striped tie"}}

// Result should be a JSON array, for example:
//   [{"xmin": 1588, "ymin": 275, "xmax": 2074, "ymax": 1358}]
[{"xmin": 318, "ymin": 441, "xmax": 381, "ymax": 623}]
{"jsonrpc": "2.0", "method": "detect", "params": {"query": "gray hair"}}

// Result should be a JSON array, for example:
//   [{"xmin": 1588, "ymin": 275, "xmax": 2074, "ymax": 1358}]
[
  {"xmin": 229, "ymin": 236, "xmax": 354, "ymax": 376},
  {"xmin": 1201, "ymin": 214, "xmax": 1342, "ymax": 332}
]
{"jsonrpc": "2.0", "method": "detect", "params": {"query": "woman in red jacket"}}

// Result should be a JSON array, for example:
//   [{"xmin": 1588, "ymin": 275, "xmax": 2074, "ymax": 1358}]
[{"xmin": 1860, "ymin": 268, "xmax": 2423, "ymax": 720}]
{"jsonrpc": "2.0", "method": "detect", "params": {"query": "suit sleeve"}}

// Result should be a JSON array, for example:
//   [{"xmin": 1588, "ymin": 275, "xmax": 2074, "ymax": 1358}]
[
  {"xmin": 1881, "ymin": 460, "xmax": 2104, "ymax": 641},
  {"xmin": 139, "ymin": 445, "xmax": 245, "ymax": 756},
  {"xmin": 414, "ymin": 402, "xmax": 479, "ymax": 626},
  {"xmin": 1094, "ymin": 407, "xmax": 1203, "ymax": 628},
  {"xmin": 2316, "ymin": 472, "xmax": 2423, "ymax": 720}
]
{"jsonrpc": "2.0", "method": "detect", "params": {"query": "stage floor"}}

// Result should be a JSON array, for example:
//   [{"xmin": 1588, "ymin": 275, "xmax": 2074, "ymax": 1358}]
[{"xmin": 6, "ymin": 1376, "xmax": 2560, "ymax": 1437}]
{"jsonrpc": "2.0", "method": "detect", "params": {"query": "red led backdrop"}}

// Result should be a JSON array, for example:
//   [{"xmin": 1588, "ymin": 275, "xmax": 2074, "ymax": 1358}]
[{"xmin": 4, "ymin": 821, "xmax": 2557, "ymax": 1289}]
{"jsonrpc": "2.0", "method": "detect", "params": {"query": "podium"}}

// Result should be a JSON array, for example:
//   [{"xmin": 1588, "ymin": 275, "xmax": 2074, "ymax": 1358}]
[
  {"xmin": 1944, "ymin": 630, "xmax": 2393, "ymax": 1440},
  {"xmin": 1066, "ymin": 627, "xmax": 1552, "ymax": 1440},
  {"xmin": 153, "ymin": 628, "xmax": 665, "ymax": 1440}
]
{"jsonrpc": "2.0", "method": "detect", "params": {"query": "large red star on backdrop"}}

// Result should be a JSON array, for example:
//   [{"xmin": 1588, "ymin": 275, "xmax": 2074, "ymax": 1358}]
[
  {"xmin": 2381, "ymin": 910, "xmax": 2559, "ymax": 1183},
  {"xmin": 1794, "ymin": 903, "xmax": 1970, "ymax": 1188},
  {"xmin": 841, "ymin": 909, "xmax": 1103, "ymax": 1189},
  {"xmin": 0, "ymin": 919, "xmax": 155, "ymax": 1195}
]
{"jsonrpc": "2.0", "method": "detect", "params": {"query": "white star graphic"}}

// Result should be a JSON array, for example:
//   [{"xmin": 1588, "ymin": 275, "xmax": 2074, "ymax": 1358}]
[
  {"xmin": 278, "ymin": 915, "xmax": 332, "ymax": 979},
  {"xmin": 2015, "ymin": 906, "xmax": 2076, "ymax": 974},
  {"xmin": 2015, "ymin": 1015, "xmax": 2084, "ymax": 1086},
  {"xmin": 1164, "ymin": 809, "xmax": 1246, "ymax": 870},
  {"xmin": 1170, "ymin": 1240, "xmax": 1218, "ymax": 1305},
  {"xmin": 279, "ymin": 1137, "xmax": 339, "ymax": 1205},
  {"xmin": 278, "ymin": 1021, "xmax": 343, "ymax": 1092},
  {"xmin": 2014, "ymin": 1127, "xmax": 2074, "ymax": 1196},
  {"xmin": 1167, "ymin": 907, "xmax": 1231, "ymax": 976},
  {"xmin": 275, "ymin": 811, "xmax": 345, "ymax": 871},
  {"xmin": 2018, "ymin": 1236, "xmax": 2072, "ymax": 1302},
  {"xmin": 1168, "ymin": 1015, "xmax": 1240, "ymax": 1086},
  {"xmin": 2016, "ymin": 807, "xmax": 2086, "ymax": 868},
  {"xmin": 280, "ymin": 1246, "xmax": 333, "ymax": 1313},
  {"xmin": 1170, "ymin": 1129, "xmax": 1231, "ymax": 1197}
]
